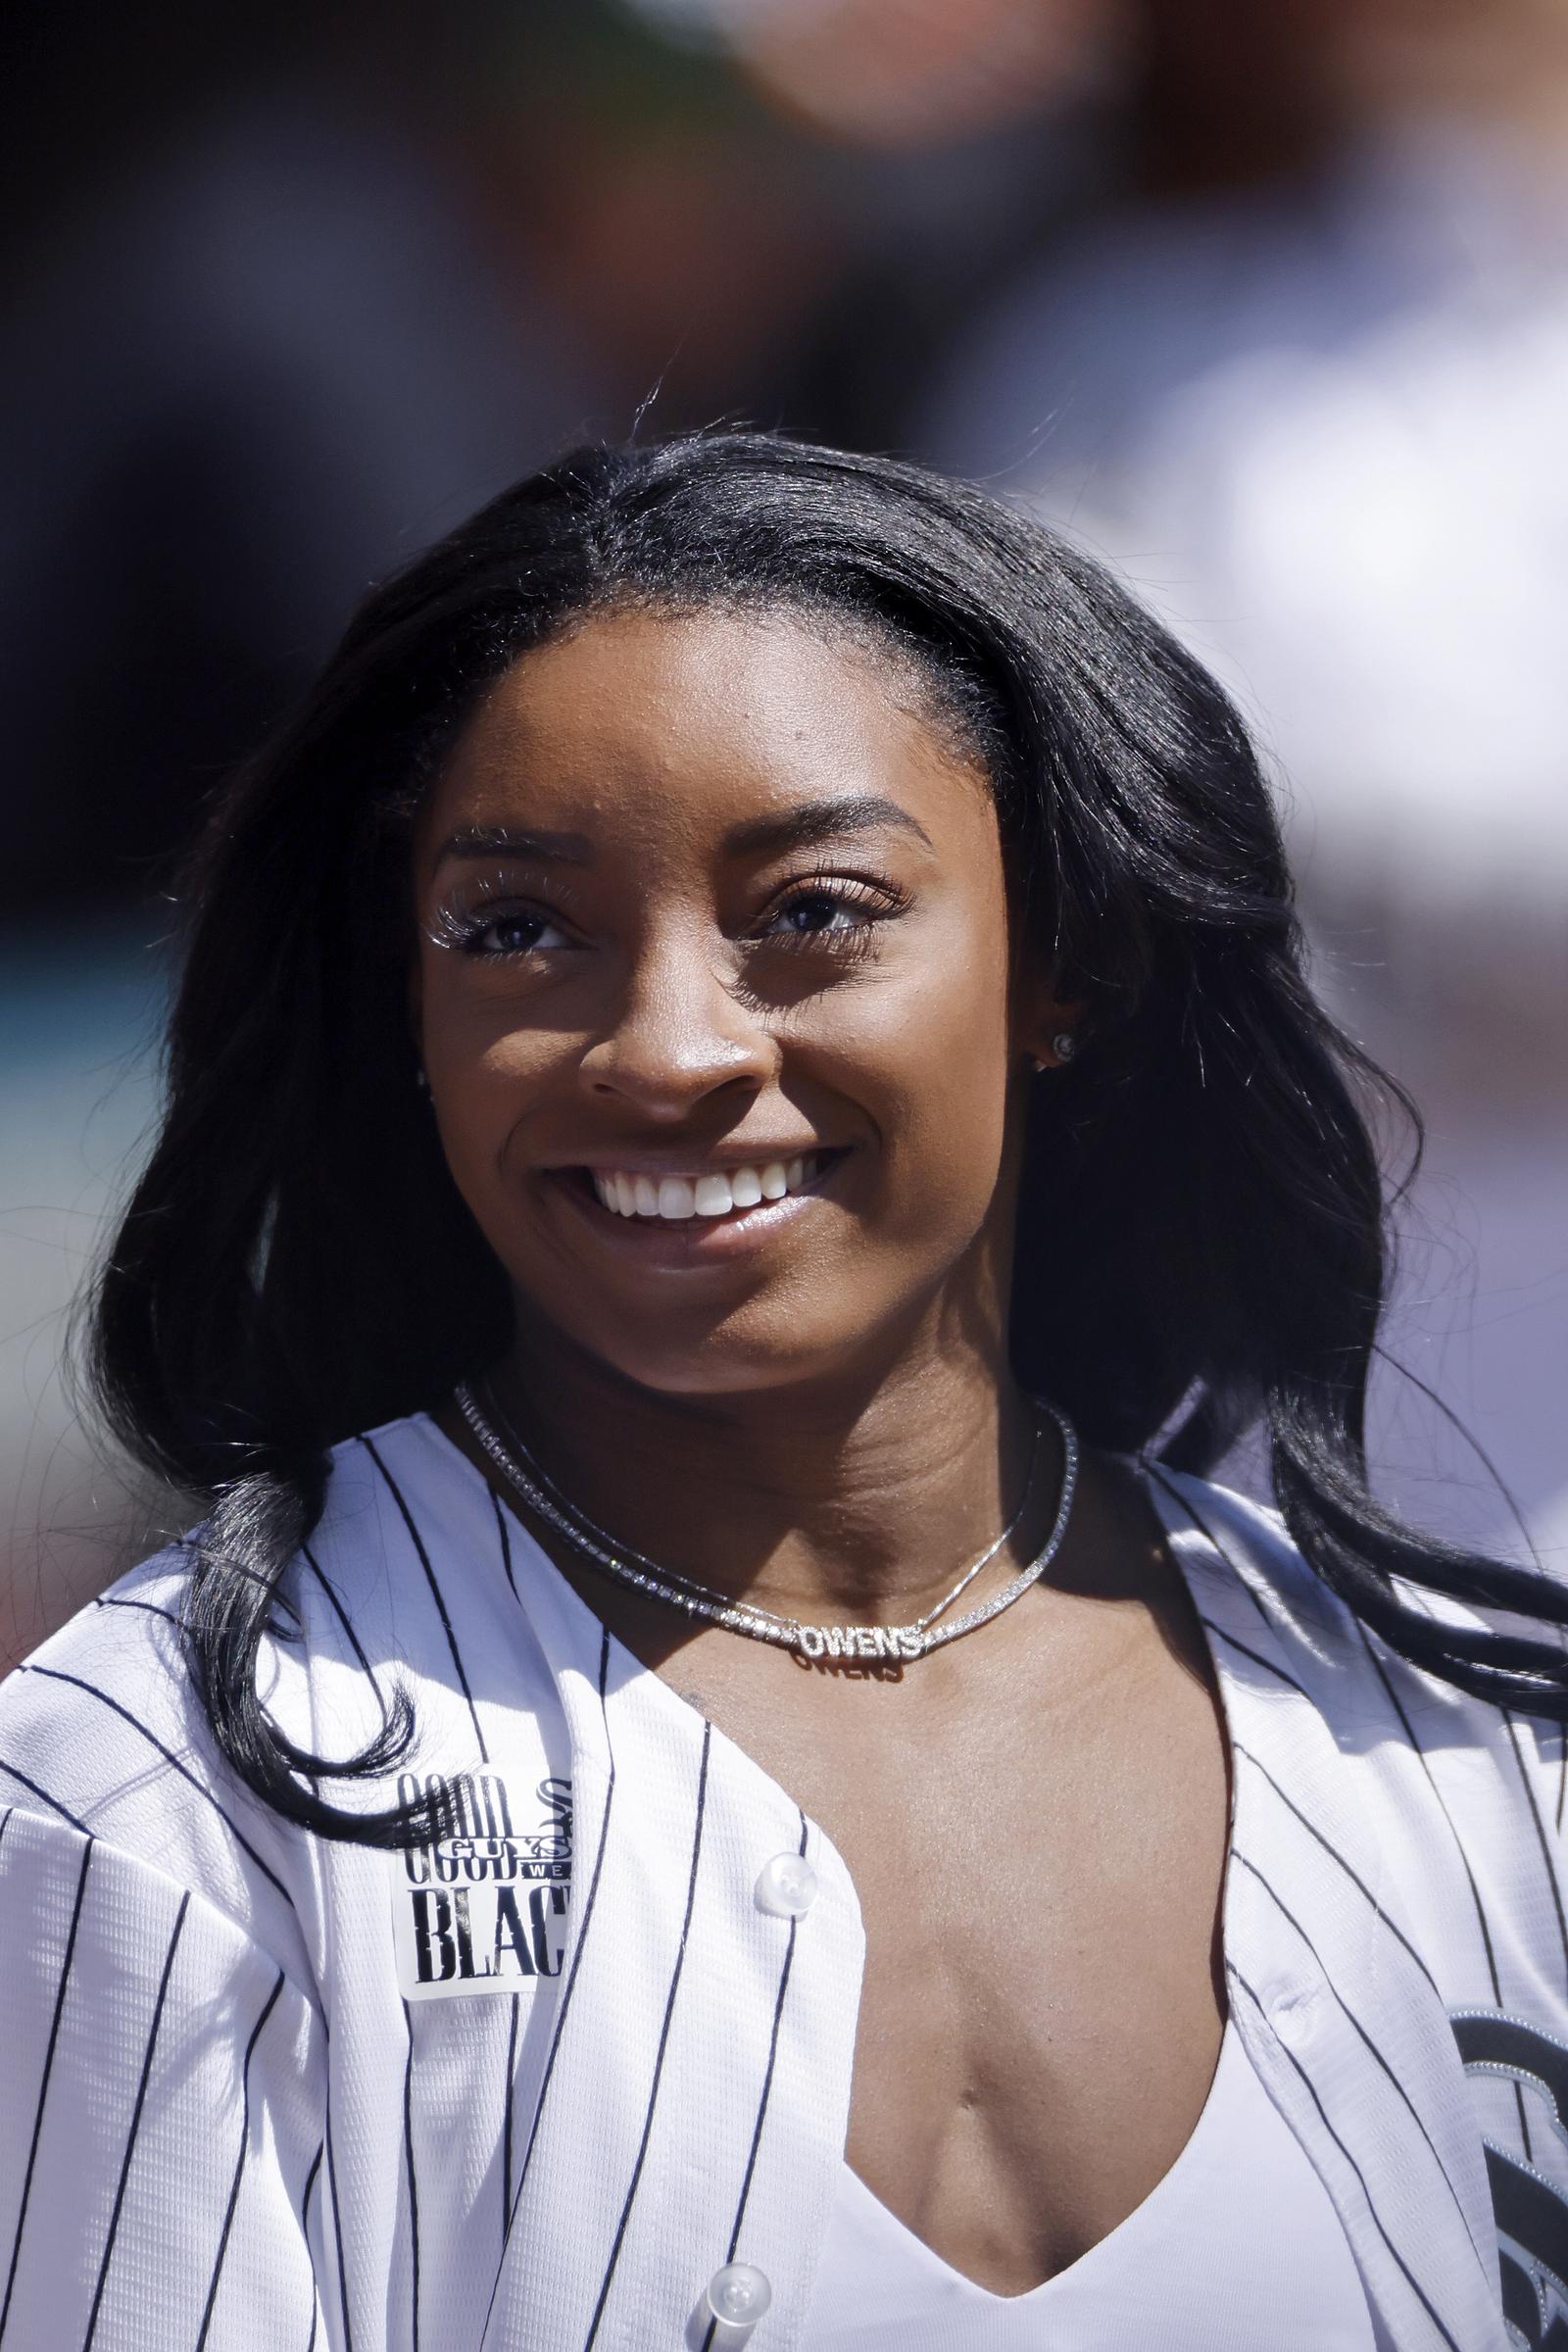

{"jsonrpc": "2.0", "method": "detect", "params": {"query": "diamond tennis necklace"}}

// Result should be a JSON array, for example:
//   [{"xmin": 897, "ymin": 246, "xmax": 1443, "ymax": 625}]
[{"xmin": 455, "ymin": 1379, "xmax": 1078, "ymax": 1663}]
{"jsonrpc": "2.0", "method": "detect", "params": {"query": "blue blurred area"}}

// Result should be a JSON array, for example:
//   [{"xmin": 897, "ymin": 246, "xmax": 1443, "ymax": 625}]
[{"xmin": 1, "ymin": 928, "xmax": 170, "ymax": 1660}]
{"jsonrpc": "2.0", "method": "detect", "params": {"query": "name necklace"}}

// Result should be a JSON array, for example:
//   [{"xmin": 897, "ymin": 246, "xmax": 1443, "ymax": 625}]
[{"xmin": 454, "ymin": 1379, "xmax": 1078, "ymax": 1663}]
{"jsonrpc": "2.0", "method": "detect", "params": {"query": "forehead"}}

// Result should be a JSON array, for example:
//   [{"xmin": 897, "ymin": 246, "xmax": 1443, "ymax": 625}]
[{"xmin": 418, "ymin": 603, "xmax": 997, "ymax": 858}]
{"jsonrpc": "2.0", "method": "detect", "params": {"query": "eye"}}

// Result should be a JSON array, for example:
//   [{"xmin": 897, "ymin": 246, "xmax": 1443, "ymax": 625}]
[
  {"xmin": 777, "ymin": 891, "xmax": 859, "ymax": 936},
  {"xmin": 467, "ymin": 908, "xmax": 564, "ymax": 957},
  {"xmin": 424, "ymin": 900, "xmax": 573, "ymax": 959},
  {"xmin": 758, "ymin": 875, "xmax": 907, "ymax": 949}
]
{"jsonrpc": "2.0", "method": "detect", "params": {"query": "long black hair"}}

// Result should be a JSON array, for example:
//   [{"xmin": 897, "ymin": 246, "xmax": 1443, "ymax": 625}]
[{"xmin": 90, "ymin": 428, "xmax": 1568, "ymax": 1843}]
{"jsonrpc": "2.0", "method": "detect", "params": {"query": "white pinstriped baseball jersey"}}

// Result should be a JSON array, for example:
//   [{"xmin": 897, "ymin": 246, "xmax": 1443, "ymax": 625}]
[{"xmin": 0, "ymin": 1411, "xmax": 1565, "ymax": 2351}]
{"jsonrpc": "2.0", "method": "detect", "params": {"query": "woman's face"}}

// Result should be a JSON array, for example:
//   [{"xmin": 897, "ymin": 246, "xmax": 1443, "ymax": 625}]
[{"xmin": 411, "ymin": 604, "xmax": 1062, "ymax": 1398}]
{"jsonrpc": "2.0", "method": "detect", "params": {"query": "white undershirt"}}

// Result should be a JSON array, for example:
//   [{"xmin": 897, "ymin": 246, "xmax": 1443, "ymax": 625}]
[{"xmin": 801, "ymin": 2013, "xmax": 1379, "ymax": 2349}]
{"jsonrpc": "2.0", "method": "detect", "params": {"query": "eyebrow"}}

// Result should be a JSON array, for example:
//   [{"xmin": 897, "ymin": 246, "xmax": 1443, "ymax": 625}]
[
  {"xmin": 722, "ymin": 795, "xmax": 934, "ymax": 858},
  {"xmin": 432, "ymin": 824, "xmax": 595, "ymax": 871},
  {"xmin": 430, "ymin": 795, "xmax": 934, "ymax": 875}
]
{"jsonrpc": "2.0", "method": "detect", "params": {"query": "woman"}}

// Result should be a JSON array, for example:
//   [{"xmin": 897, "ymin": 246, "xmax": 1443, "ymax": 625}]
[{"xmin": 0, "ymin": 432, "xmax": 1564, "ymax": 2352}]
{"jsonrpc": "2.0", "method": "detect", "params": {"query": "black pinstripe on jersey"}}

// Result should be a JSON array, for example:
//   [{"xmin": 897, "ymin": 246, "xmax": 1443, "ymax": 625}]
[
  {"xmin": 401, "ymin": 2000, "xmax": 421, "ymax": 2352},
  {"xmin": 299, "ymin": 2141, "xmax": 324, "ymax": 2352},
  {"xmin": 1177, "ymin": 1594, "xmax": 1481, "ymax": 2038},
  {"xmin": 1231, "ymin": 1737, "xmax": 1447, "ymax": 1999},
  {"xmin": 300, "ymin": 1546, "xmax": 371, "ymax": 1670},
  {"xmin": 490, "ymin": 1487, "xmax": 520, "ymax": 1608},
  {"xmin": 482, "ymin": 1626, "xmax": 618, "ymax": 2348},
  {"xmin": 324, "ymin": 2094, "xmax": 355, "ymax": 2352},
  {"xmin": 20, "ymin": 1664, "xmax": 290, "ymax": 1901},
  {"xmin": 0, "ymin": 1756, "xmax": 87, "ymax": 1834},
  {"xmin": 300, "ymin": 1544, "xmax": 392, "ymax": 1715},
  {"xmin": 583, "ymin": 1718, "xmax": 712, "ymax": 2352},
  {"xmin": 196, "ymin": 1969, "xmax": 287, "ymax": 2350},
  {"xmin": 1230, "ymin": 1851, "xmax": 1493, "ymax": 2289},
  {"xmin": 501, "ymin": 1998, "xmax": 520, "ymax": 2243},
  {"xmin": 94, "ymin": 1592, "xmax": 181, "ymax": 1633},
  {"xmin": 1230, "ymin": 1967, "xmax": 1465, "ymax": 2351},
  {"xmin": 82, "ymin": 1890, "xmax": 191, "ymax": 2352},
  {"xmin": 0, "ymin": 1833, "xmax": 93, "ymax": 2348},
  {"xmin": 492, "ymin": 1488, "xmax": 529, "ymax": 2257},
  {"xmin": 362, "ymin": 1438, "xmax": 489, "ymax": 1765},
  {"xmin": 700, "ymin": 1806, "xmax": 809, "ymax": 2352},
  {"xmin": 1350, "ymin": 1618, "xmax": 1534, "ymax": 2154}
]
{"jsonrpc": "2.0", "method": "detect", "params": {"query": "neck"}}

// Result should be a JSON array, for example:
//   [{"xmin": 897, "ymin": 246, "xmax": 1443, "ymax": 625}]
[{"xmin": 483, "ymin": 1322, "xmax": 1052, "ymax": 1628}]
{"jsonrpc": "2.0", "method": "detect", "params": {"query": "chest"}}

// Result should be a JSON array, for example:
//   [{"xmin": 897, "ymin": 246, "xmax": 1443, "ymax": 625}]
[{"xmin": 687, "ymin": 1608, "xmax": 1232, "ymax": 2292}]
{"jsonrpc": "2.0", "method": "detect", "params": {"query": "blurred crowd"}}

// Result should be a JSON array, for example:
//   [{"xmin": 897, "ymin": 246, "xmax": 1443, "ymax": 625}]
[{"xmin": 4, "ymin": 0, "xmax": 1565, "ymax": 1658}]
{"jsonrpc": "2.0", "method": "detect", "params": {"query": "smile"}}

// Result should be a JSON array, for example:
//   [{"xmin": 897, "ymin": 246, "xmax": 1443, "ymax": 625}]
[
  {"xmin": 587, "ymin": 1156, "xmax": 827, "ymax": 1232},
  {"xmin": 587, "ymin": 1155, "xmax": 822, "ymax": 1223}
]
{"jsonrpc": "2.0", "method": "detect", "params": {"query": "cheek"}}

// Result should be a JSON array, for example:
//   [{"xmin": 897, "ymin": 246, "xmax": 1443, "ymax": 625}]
[
  {"xmin": 416, "ymin": 967, "xmax": 566, "ymax": 1188},
  {"xmin": 818, "ymin": 924, "xmax": 1016, "ymax": 1217}
]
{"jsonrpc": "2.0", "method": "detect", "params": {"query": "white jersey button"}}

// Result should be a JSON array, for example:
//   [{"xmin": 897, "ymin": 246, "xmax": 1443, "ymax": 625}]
[
  {"xmin": 755, "ymin": 1852, "xmax": 817, "ymax": 1918},
  {"xmin": 1270, "ymin": 1986, "xmax": 1317, "ymax": 2047},
  {"xmin": 706, "ymin": 2262, "xmax": 772, "ymax": 2327}
]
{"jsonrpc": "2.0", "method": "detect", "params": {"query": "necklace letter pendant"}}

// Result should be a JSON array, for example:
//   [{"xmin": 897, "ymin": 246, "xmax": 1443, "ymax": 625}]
[{"xmin": 793, "ymin": 1623, "xmax": 925, "ymax": 1663}]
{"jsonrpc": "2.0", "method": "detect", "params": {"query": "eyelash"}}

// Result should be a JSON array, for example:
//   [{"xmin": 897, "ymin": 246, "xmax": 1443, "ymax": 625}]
[
  {"xmin": 427, "ymin": 872, "xmax": 910, "ymax": 963},
  {"xmin": 427, "ymin": 904, "xmax": 562, "ymax": 958},
  {"xmin": 753, "ymin": 873, "xmax": 909, "ymax": 956}
]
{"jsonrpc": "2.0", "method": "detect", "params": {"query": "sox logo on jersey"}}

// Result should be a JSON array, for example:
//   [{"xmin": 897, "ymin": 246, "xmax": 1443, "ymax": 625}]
[{"xmin": 391, "ymin": 1768, "xmax": 573, "ymax": 2001}]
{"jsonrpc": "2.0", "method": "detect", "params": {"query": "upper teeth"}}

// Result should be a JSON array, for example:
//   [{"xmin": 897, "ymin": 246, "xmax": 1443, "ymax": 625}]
[{"xmin": 591, "ymin": 1156, "xmax": 819, "ymax": 1220}]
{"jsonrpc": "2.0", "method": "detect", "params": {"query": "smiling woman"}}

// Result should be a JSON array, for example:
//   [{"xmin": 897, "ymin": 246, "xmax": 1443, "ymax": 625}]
[{"xmin": 2, "ymin": 433, "xmax": 1567, "ymax": 2352}]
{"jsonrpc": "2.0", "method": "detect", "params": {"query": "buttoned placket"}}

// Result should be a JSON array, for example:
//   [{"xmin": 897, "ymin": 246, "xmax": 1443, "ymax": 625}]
[{"xmin": 479, "ymin": 1527, "xmax": 864, "ymax": 2352}]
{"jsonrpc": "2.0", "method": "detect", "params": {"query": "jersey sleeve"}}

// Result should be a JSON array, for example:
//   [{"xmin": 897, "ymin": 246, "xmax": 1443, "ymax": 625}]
[{"xmin": 0, "ymin": 1804, "xmax": 331, "ymax": 2352}]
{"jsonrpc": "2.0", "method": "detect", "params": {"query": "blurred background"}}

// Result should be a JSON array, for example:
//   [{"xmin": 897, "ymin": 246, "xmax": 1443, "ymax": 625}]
[{"xmin": 4, "ymin": 0, "xmax": 1565, "ymax": 1664}]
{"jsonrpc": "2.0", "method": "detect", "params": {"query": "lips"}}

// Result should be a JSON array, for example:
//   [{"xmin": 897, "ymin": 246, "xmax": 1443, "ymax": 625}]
[
  {"xmin": 588, "ymin": 1154, "xmax": 821, "ymax": 1223},
  {"xmin": 541, "ymin": 1145, "xmax": 848, "ymax": 1256}
]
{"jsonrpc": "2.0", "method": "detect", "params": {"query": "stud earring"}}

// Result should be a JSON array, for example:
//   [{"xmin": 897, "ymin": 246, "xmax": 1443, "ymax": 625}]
[
  {"xmin": 415, "ymin": 1067, "xmax": 430, "ymax": 1095},
  {"xmin": 1028, "ymin": 1034, "xmax": 1078, "ymax": 1073}
]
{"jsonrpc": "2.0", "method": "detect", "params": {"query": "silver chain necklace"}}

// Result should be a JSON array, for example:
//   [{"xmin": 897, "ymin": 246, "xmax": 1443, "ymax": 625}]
[
  {"xmin": 455, "ymin": 1379, "xmax": 1079, "ymax": 1664},
  {"xmin": 466, "ymin": 1376, "xmax": 1040, "ymax": 1647}
]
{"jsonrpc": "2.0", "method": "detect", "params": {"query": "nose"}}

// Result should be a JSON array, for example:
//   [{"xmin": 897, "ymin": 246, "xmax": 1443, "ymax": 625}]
[{"xmin": 578, "ymin": 924, "xmax": 772, "ymax": 1118}]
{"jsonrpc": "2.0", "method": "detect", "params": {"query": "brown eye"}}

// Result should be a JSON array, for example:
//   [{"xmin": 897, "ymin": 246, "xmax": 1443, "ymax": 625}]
[
  {"xmin": 473, "ymin": 911, "xmax": 552, "ymax": 956},
  {"xmin": 759, "ymin": 875, "xmax": 906, "ymax": 950},
  {"xmin": 779, "ymin": 892, "xmax": 853, "ymax": 935},
  {"xmin": 431, "ymin": 903, "xmax": 573, "ymax": 958}
]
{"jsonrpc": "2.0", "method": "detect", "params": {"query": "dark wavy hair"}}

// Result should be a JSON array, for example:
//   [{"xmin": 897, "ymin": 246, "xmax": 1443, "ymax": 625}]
[{"xmin": 90, "ymin": 428, "xmax": 1568, "ymax": 1843}]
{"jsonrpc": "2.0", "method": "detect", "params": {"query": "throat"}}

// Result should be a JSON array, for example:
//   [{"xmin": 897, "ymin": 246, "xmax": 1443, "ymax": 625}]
[{"xmin": 460, "ymin": 1353, "xmax": 1055, "ymax": 1636}]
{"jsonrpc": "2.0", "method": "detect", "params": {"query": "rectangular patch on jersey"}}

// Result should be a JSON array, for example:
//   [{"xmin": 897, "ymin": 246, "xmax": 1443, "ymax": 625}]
[{"xmin": 390, "ymin": 1768, "xmax": 572, "ymax": 2003}]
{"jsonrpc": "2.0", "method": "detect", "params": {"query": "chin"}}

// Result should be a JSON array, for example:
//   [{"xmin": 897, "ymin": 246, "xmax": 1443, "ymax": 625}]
[
  {"xmin": 578, "ymin": 1328, "xmax": 849, "ymax": 1402},
  {"xmin": 525, "ymin": 1288, "xmax": 901, "ymax": 1406}
]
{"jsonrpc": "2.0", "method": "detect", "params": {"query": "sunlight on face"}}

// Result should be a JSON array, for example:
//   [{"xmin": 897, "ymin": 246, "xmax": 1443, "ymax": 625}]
[{"xmin": 412, "ymin": 604, "xmax": 1057, "ymax": 1399}]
